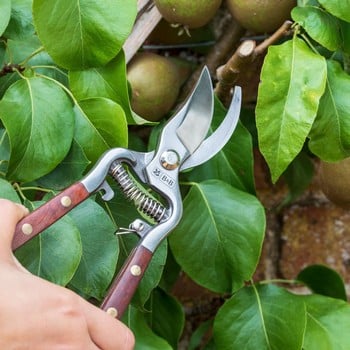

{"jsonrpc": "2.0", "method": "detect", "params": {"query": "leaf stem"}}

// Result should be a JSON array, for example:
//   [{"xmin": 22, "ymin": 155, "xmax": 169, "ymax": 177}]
[
  {"xmin": 34, "ymin": 73, "xmax": 87, "ymax": 119},
  {"xmin": 103, "ymin": 201, "xmax": 117, "ymax": 227},
  {"xmin": 20, "ymin": 186, "xmax": 52, "ymax": 193},
  {"xmin": 31, "ymin": 65, "xmax": 68, "ymax": 78},
  {"xmin": 13, "ymin": 183, "xmax": 53, "ymax": 202},
  {"xmin": 300, "ymin": 33, "xmax": 319, "ymax": 55},
  {"xmin": 258, "ymin": 278, "xmax": 300, "ymax": 285},
  {"xmin": 13, "ymin": 183, "xmax": 27, "ymax": 201},
  {"xmin": 179, "ymin": 181, "xmax": 196, "ymax": 187},
  {"xmin": 20, "ymin": 46, "xmax": 45, "ymax": 66}
]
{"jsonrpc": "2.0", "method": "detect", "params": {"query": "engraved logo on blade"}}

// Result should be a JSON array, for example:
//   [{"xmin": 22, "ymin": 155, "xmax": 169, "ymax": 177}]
[{"xmin": 152, "ymin": 167, "xmax": 175, "ymax": 188}]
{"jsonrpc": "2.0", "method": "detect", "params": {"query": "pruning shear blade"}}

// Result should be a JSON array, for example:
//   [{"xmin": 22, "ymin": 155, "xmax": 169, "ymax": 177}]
[
  {"xmin": 11, "ymin": 65, "xmax": 242, "ymax": 320},
  {"xmin": 180, "ymin": 85, "xmax": 242, "ymax": 171},
  {"xmin": 175, "ymin": 66, "xmax": 214, "ymax": 154}
]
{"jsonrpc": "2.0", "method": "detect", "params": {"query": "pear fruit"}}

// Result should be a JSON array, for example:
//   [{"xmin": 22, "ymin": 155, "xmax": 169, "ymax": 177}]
[
  {"xmin": 154, "ymin": 0, "xmax": 222, "ymax": 29},
  {"xmin": 226, "ymin": 0, "xmax": 296, "ymax": 33},
  {"xmin": 319, "ymin": 158, "xmax": 350, "ymax": 209},
  {"xmin": 127, "ymin": 53, "xmax": 182, "ymax": 122}
]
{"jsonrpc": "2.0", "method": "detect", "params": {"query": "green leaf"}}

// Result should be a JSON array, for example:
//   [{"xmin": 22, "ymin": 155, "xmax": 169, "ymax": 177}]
[
  {"xmin": 0, "ymin": 178, "xmax": 21, "ymax": 202},
  {"xmin": 74, "ymin": 97, "xmax": 128, "ymax": 164},
  {"xmin": 69, "ymin": 51, "xmax": 133, "ymax": 123},
  {"xmin": 0, "ymin": 76, "xmax": 75, "ymax": 182},
  {"xmin": 0, "ymin": 0, "xmax": 11, "ymax": 36},
  {"xmin": 256, "ymin": 37, "xmax": 327, "ymax": 182},
  {"xmin": 189, "ymin": 319, "xmax": 214, "ymax": 350},
  {"xmin": 158, "ymin": 247, "xmax": 181, "ymax": 292},
  {"xmin": 317, "ymin": 0, "xmax": 350, "ymax": 22},
  {"xmin": 37, "ymin": 140, "xmax": 89, "ymax": 190},
  {"xmin": 67, "ymin": 199, "xmax": 118, "ymax": 300},
  {"xmin": 146, "ymin": 288, "xmax": 185, "ymax": 349},
  {"xmin": 3, "ymin": 0, "xmax": 35, "ymax": 40},
  {"xmin": 303, "ymin": 294, "xmax": 350, "ymax": 349},
  {"xmin": 15, "ymin": 204, "xmax": 82, "ymax": 286},
  {"xmin": 340, "ymin": 20, "xmax": 350, "ymax": 54},
  {"xmin": 297, "ymin": 0, "xmax": 319, "ymax": 6},
  {"xmin": 309, "ymin": 60, "xmax": 350, "ymax": 160},
  {"xmin": 124, "ymin": 306, "xmax": 172, "ymax": 350},
  {"xmin": 169, "ymin": 180, "xmax": 265, "ymax": 293},
  {"xmin": 0, "ymin": 129, "xmax": 10, "ymax": 175},
  {"xmin": 0, "ymin": 35, "xmax": 63, "ymax": 98},
  {"xmin": 187, "ymin": 97, "xmax": 255, "ymax": 194},
  {"xmin": 297, "ymin": 264, "xmax": 347, "ymax": 301},
  {"xmin": 0, "ymin": 41, "xmax": 5, "ymax": 66},
  {"xmin": 32, "ymin": 0, "xmax": 137, "ymax": 70},
  {"xmin": 283, "ymin": 151, "xmax": 314, "ymax": 203},
  {"xmin": 99, "ymin": 182, "xmax": 140, "ymax": 229},
  {"xmin": 292, "ymin": 6, "xmax": 342, "ymax": 51},
  {"xmin": 214, "ymin": 284, "xmax": 307, "ymax": 350},
  {"xmin": 3, "ymin": 35, "xmax": 69, "ymax": 88}
]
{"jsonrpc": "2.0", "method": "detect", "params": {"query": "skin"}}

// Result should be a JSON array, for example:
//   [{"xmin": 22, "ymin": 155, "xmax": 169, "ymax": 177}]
[
  {"xmin": 154, "ymin": 0, "xmax": 222, "ymax": 28},
  {"xmin": 128, "ymin": 52, "xmax": 181, "ymax": 121},
  {"xmin": 0, "ymin": 198, "xmax": 135, "ymax": 350},
  {"xmin": 319, "ymin": 158, "xmax": 350, "ymax": 209},
  {"xmin": 226, "ymin": 0, "xmax": 296, "ymax": 33}
]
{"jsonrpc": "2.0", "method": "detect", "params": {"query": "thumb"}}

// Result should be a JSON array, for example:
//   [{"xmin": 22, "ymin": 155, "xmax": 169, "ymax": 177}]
[{"xmin": 0, "ymin": 199, "xmax": 29, "ymax": 258}]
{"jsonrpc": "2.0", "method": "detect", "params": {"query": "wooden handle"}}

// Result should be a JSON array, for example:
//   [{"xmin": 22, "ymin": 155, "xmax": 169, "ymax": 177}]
[
  {"xmin": 12, "ymin": 182, "xmax": 90, "ymax": 250},
  {"xmin": 101, "ymin": 245, "xmax": 153, "ymax": 319}
]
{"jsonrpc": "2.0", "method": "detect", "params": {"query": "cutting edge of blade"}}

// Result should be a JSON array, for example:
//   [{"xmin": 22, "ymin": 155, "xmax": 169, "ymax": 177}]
[
  {"xmin": 180, "ymin": 85, "xmax": 242, "ymax": 171},
  {"xmin": 175, "ymin": 66, "xmax": 214, "ymax": 154}
]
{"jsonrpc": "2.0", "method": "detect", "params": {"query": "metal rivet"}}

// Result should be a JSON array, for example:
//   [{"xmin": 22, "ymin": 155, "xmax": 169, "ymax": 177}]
[
  {"xmin": 130, "ymin": 265, "xmax": 142, "ymax": 276},
  {"xmin": 160, "ymin": 150, "xmax": 180, "ymax": 170},
  {"xmin": 60, "ymin": 196, "xmax": 72, "ymax": 208},
  {"xmin": 106, "ymin": 307, "xmax": 118, "ymax": 318},
  {"xmin": 22, "ymin": 223, "xmax": 33, "ymax": 235}
]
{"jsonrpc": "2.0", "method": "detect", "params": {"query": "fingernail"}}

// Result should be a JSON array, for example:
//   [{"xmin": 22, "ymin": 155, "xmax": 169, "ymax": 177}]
[{"xmin": 16, "ymin": 203, "xmax": 29, "ymax": 214}]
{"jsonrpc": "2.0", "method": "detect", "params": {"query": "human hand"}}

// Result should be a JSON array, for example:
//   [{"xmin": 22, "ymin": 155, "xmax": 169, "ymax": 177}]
[{"xmin": 0, "ymin": 199, "xmax": 135, "ymax": 350}]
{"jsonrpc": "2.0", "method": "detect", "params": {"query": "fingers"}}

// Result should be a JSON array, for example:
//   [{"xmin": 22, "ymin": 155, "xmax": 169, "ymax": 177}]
[
  {"xmin": 81, "ymin": 299, "xmax": 135, "ymax": 350},
  {"xmin": 88, "ymin": 342, "xmax": 102, "ymax": 350},
  {"xmin": 0, "ymin": 199, "xmax": 29, "ymax": 257}
]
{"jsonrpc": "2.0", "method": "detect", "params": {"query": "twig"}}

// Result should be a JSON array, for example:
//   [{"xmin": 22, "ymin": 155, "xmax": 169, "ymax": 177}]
[
  {"xmin": 254, "ymin": 20, "xmax": 293, "ymax": 56},
  {"xmin": 214, "ymin": 20, "xmax": 293, "ymax": 105},
  {"xmin": 0, "ymin": 63, "xmax": 25, "ymax": 77},
  {"xmin": 215, "ymin": 40, "xmax": 256, "ymax": 105},
  {"xmin": 179, "ymin": 21, "xmax": 246, "ymax": 100}
]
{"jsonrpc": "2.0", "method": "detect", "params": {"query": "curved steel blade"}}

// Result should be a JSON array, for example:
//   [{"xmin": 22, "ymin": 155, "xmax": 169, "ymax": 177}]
[
  {"xmin": 175, "ymin": 66, "xmax": 214, "ymax": 154},
  {"xmin": 180, "ymin": 86, "xmax": 242, "ymax": 171}
]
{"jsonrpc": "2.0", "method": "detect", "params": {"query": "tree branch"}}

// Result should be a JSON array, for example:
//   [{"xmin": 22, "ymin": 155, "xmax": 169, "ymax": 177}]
[
  {"xmin": 179, "ymin": 21, "xmax": 246, "ymax": 100},
  {"xmin": 0, "ymin": 63, "xmax": 25, "ymax": 77},
  {"xmin": 214, "ymin": 20, "xmax": 293, "ymax": 106}
]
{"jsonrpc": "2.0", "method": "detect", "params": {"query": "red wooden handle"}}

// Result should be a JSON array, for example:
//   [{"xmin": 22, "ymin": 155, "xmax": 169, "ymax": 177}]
[
  {"xmin": 101, "ymin": 245, "xmax": 153, "ymax": 319},
  {"xmin": 12, "ymin": 182, "xmax": 90, "ymax": 250}
]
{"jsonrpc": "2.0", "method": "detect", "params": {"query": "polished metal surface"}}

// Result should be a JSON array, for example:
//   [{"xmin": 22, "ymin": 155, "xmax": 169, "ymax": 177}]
[
  {"xmin": 80, "ymin": 66, "xmax": 242, "ymax": 252},
  {"xmin": 175, "ymin": 66, "xmax": 214, "ymax": 154},
  {"xmin": 181, "ymin": 86, "xmax": 242, "ymax": 171}
]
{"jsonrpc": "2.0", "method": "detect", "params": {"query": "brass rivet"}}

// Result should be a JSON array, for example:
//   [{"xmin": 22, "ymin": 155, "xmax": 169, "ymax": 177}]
[
  {"xmin": 22, "ymin": 223, "xmax": 33, "ymax": 235},
  {"xmin": 106, "ymin": 307, "xmax": 118, "ymax": 318},
  {"xmin": 60, "ymin": 196, "xmax": 72, "ymax": 208},
  {"xmin": 130, "ymin": 265, "xmax": 142, "ymax": 276},
  {"xmin": 160, "ymin": 150, "xmax": 180, "ymax": 170}
]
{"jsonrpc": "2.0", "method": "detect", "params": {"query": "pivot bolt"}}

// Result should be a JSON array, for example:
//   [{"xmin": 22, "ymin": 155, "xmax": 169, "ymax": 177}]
[{"xmin": 160, "ymin": 150, "xmax": 180, "ymax": 170}]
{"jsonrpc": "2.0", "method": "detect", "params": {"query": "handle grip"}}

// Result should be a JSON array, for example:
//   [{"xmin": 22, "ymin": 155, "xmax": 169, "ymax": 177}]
[
  {"xmin": 12, "ymin": 182, "xmax": 90, "ymax": 250},
  {"xmin": 101, "ymin": 245, "xmax": 153, "ymax": 319}
]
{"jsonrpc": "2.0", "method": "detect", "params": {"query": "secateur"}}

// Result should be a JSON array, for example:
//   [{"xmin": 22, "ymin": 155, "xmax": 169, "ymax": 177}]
[{"xmin": 11, "ymin": 67, "xmax": 241, "ymax": 319}]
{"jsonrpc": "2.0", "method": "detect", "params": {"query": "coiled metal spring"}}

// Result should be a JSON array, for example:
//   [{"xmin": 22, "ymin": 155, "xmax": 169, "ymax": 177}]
[{"xmin": 110, "ymin": 162, "xmax": 167, "ymax": 222}]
